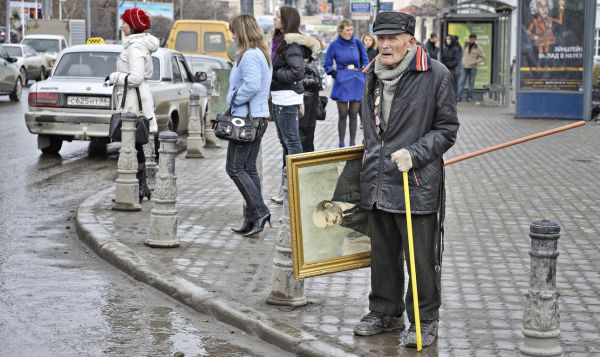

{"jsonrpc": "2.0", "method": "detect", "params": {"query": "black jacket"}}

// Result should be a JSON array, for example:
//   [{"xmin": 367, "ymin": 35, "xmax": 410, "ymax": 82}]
[
  {"xmin": 441, "ymin": 37, "xmax": 460, "ymax": 72},
  {"xmin": 302, "ymin": 61, "xmax": 322, "ymax": 93},
  {"xmin": 360, "ymin": 46, "xmax": 459, "ymax": 214},
  {"xmin": 271, "ymin": 33, "xmax": 320, "ymax": 94}
]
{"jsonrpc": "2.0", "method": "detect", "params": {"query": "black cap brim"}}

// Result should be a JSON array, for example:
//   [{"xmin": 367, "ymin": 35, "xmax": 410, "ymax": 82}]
[{"xmin": 374, "ymin": 29, "xmax": 410, "ymax": 36}]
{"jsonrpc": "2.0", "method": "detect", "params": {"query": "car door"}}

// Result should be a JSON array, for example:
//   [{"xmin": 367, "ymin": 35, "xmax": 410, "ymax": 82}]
[
  {"xmin": 170, "ymin": 55, "xmax": 189, "ymax": 131},
  {"xmin": 0, "ymin": 47, "xmax": 15, "ymax": 91},
  {"xmin": 175, "ymin": 55, "xmax": 194, "ymax": 128},
  {"xmin": 24, "ymin": 46, "xmax": 40, "ymax": 78}
]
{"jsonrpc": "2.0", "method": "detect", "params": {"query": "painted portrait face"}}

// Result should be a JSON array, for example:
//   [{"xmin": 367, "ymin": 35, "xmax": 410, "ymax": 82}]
[
  {"xmin": 340, "ymin": 26, "xmax": 354, "ymax": 41},
  {"xmin": 377, "ymin": 33, "xmax": 415, "ymax": 68},
  {"xmin": 313, "ymin": 202, "xmax": 343, "ymax": 228},
  {"xmin": 536, "ymin": 0, "xmax": 550, "ymax": 18}
]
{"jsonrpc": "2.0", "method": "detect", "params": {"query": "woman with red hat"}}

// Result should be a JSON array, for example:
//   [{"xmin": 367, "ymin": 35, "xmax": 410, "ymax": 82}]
[{"xmin": 107, "ymin": 7, "xmax": 159, "ymax": 202}]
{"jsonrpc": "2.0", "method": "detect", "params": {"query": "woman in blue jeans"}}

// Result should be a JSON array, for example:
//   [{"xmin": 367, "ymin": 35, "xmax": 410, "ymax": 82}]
[
  {"xmin": 225, "ymin": 14, "xmax": 272, "ymax": 237},
  {"xmin": 270, "ymin": 6, "xmax": 318, "ymax": 203}
]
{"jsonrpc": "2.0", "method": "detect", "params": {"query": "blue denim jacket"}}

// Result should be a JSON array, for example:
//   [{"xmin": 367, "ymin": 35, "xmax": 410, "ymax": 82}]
[{"xmin": 226, "ymin": 48, "xmax": 272, "ymax": 118}]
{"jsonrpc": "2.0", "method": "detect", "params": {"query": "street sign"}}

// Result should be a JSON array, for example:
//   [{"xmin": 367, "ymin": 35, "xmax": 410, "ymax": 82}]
[
  {"xmin": 379, "ymin": 2, "xmax": 393, "ymax": 12},
  {"xmin": 350, "ymin": 3, "xmax": 371, "ymax": 13},
  {"xmin": 319, "ymin": 3, "xmax": 332, "ymax": 14}
]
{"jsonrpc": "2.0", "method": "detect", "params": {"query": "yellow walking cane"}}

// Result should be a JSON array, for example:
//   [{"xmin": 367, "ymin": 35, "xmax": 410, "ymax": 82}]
[{"xmin": 403, "ymin": 171, "xmax": 422, "ymax": 351}]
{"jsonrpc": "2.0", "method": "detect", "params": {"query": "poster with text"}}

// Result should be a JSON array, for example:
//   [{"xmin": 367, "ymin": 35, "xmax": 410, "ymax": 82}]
[
  {"xmin": 519, "ymin": 0, "xmax": 584, "ymax": 92},
  {"xmin": 448, "ymin": 22, "xmax": 493, "ymax": 90}
]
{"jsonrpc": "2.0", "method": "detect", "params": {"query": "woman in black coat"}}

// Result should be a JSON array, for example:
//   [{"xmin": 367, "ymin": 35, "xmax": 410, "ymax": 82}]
[{"xmin": 441, "ymin": 35, "xmax": 460, "ymax": 85}]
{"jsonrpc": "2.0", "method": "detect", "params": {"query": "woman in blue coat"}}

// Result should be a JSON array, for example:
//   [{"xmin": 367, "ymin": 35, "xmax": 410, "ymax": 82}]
[{"xmin": 324, "ymin": 19, "xmax": 368, "ymax": 147}]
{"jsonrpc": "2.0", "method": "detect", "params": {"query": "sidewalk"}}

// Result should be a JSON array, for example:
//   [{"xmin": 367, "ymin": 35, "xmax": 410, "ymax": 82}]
[{"xmin": 77, "ymin": 102, "xmax": 600, "ymax": 356}]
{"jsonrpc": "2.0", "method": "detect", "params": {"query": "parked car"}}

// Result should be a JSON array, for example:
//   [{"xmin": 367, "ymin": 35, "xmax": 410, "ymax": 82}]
[
  {"xmin": 25, "ymin": 44, "xmax": 208, "ymax": 154},
  {"xmin": 0, "ymin": 46, "xmax": 22, "ymax": 101},
  {"xmin": 1, "ymin": 44, "xmax": 48, "ymax": 83},
  {"xmin": 183, "ymin": 54, "xmax": 231, "ymax": 94},
  {"xmin": 21, "ymin": 34, "xmax": 68, "ymax": 73},
  {"xmin": 0, "ymin": 26, "xmax": 21, "ymax": 43}
]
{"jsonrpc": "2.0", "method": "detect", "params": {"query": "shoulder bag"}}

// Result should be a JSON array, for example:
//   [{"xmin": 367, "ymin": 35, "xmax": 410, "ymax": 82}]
[
  {"xmin": 214, "ymin": 91, "xmax": 263, "ymax": 145},
  {"xmin": 316, "ymin": 95, "xmax": 328, "ymax": 121},
  {"xmin": 109, "ymin": 74, "xmax": 150, "ymax": 145}
]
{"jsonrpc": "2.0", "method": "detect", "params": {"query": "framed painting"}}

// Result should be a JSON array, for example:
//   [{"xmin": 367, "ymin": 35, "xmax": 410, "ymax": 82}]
[{"xmin": 287, "ymin": 146, "xmax": 371, "ymax": 279}]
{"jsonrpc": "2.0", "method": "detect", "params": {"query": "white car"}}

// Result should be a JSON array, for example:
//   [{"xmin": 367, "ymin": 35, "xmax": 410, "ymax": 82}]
[
  {"xmin": 1, "ymin": 44, "xmax": 48, "ymax": 83},
  {"xmin": 21, "ymin": 34, "xmax": 69, "ymax": 73},
  {"xmin": 25, "ymin": 44, "xmax": 208, "ymax": 154},
  {"xmin": 0, "ymin": 46, "xmax": 22, "ymax": 101}
]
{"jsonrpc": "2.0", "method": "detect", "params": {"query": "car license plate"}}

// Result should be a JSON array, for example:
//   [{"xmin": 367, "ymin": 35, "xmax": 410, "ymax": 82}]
[{"xmin": 67, "ymin": 96, "xmax": 110, "ymax": 107}]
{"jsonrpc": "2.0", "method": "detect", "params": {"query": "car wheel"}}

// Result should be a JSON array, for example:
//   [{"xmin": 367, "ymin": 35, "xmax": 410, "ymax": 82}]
[
  {"xmin": 9, "ymin": 77, "xmax": 22, "ymax": 102},
  {"xmin": 40, "ymin": 136, "xmax": 63, "ymax": 154},
  {"xmin": 39, "ymin": 67, "xmax": 46, "ymax": 81},
  {"xmin": 20, "ymin": 67, "xmax": 27, "ymax": 84}
]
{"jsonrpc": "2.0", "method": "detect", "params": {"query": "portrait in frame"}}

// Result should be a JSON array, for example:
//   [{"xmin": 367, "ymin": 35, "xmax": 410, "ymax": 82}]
[{"xmin": 286, "ymin": 146, "xmax": 371, "ymax": 279}]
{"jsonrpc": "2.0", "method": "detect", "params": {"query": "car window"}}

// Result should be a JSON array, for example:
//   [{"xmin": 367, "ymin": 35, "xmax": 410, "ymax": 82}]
[
  {"xmin": 0, "ymin": 47, "xmax": 8, "ymax": 60},
  {"xmin": 22, "ymin": 39, "xmax": 61, "ymax": 53},
  {"xmin": 176, "ymin": 57, "xmax": 191, "ymax": 82},
  {"xmin": 175, "ymin": 31, "xmax": 198, "ymax": 52},
  {"xmin": 185, "ymin": 57, "xmax": 223, "ymax": 74},
  {"xmin": 53, "ymin": 51, "xmax": 119, "ymax": 77},
  {"xmin": 4, "ymin": 46, "xmax": 21, "ymax": 57},
  {"xmin": 204, "ymin": 32, "xmax": 226, "ymax": 52},
  {"xmin": 171, "ymin": 56, "xmax": 182, "ymax": 82},
  {"xmin": 24, "ymin": 46, "xmax": 36, "ymax": 56},
  {"xmin": 150, "ymin": 57, "xmax": 160, "ymax": 80},
  {"xmin": 61, "ymin": 40, "xmax": 68, "ymax": 50}
]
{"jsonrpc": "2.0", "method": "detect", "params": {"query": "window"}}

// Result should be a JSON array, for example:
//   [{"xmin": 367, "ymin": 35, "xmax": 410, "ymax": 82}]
[
  {"xmin": 61, "ymin": 40, "xmax": 68, "ymax": 50},
  {"xmin": 176, "ymin": 56, "xmax": 191, "ymax": 82},
  {"xmin": 0, "ymin": 47, "xmax": 8, "ymax": 60},
  {"xmin": 53, "ymin": 51, "xmax": 119, "ymax": 77},
  {"xmin": 22, "ymin": 38, "xmax": 60, "ymax": 53},
  {"xmin": 596, "ymin": 29, "xmax": 600, "ymax": 57},
  {"xmin": 150, "ymin": 57, "xmax": 160, "ymax": 81},
  {"xmin": 4, "ymin": 46, "xmax": 22, "ymax": 57},
  {"xmin": 171, "ymin": 56, "xmax": 182, "ymax": 82},
  {"xmin": 176, "ymin": 31, "xmax": 198, "ymax": 52},
  {"xmin": 24, "ymin": 46, "xmax": 36, "ymax": 57},
  {"xmin": 204, "ymin": 32, "xmax": 226, "ymax": 52}
]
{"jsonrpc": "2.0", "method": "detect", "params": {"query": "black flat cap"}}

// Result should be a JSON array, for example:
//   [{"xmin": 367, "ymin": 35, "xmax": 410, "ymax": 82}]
[{"xmin": 373, "ymin": 12, "xmax": 416, "ymax": 36}]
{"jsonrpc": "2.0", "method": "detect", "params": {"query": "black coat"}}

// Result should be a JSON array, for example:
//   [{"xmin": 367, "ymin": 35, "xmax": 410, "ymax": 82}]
[
  {"xmin": 441, "ymin": 38, "xmax": 460, "ymax": 72},
  {"xmin": 360, "ymin": 46, "xmax": 459, "ymax": 214},
  {"xmin": 271, "ymin": 34, "xmax": 316, "ymax": 94}
]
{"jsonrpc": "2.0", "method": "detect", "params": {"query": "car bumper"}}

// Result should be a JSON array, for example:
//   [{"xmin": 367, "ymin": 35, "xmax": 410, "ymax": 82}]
[{"xmin": 25, "ymin": 111, "xmax": 110, "ymax": 139}]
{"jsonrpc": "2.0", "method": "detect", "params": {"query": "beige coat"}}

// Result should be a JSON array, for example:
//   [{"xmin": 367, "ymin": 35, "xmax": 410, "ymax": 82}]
[{"xmin": 461, "ymin": 43, "xmax": 485, "ymax": 69}]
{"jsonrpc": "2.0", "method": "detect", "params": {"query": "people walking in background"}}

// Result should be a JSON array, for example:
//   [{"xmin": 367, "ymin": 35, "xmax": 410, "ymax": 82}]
[
  {"xmin": 299, "ymin": 49, "xmax": 323, "ymax": 152},
  {"xmin": 457, "ymin": 33, "xmax": 486, "ymax": 102},
  {"xmin": 225, "ymin": 14, "xmax": 272, "ymax": 237},
  {"xmin": 270, "ymin": 6, "xmax": 319, "ymax": 204},
  {"xmin": 362, "ymin": 33, "xmax": 379, "ymax": 62},
  {"xmin": 324, "ymin": 19, "xmax": 369, "ymax": 148},
  {"xmin": 108, "ymin": 7, "xmax": 159, "ymax": 203},
  {"xmin": 354, "ymin": 11, "xmax": 459, "ymax": 348},
  {"xmin": 425, "ymin": 32, "xmax": 439, "ymax": 60},
  {"xmin": 441, "ymin": 34, "xmax": 460, "ymax": 86},
  {"xmin": 453, "ymin": 35, "xmax": 463, "ymax": 94}
]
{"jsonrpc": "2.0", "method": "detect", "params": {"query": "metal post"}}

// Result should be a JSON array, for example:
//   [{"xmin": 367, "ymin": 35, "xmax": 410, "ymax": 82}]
[
  {"xmin": 113, "ymin": 114, "xmax": 142, "ymax": 211},
  {"xmin": 143, "ymin": 136, "xmax": 157, "ymax": 189},
  {"xmin": 179, "ymin": 0, "xmax": 183, "ymax": 20},
  {"xmin": 86, "ymin": 0, "xmax": 91, "ymax": 39},
  {"xmin": 4, "ymin": 1, "xmax": 10, "ymax": 43},
  {"xmin": 146, "ymin": 131, "xmax": 179, "ymax": 248},
  {"xmin": 519, "ymin": 220, "xmax": 562, "ymax": 357},
  {"xmin": 186, "ymin": 94, "xmax": 204, "ymax": 158},
  {"xmin": 583, "ymin": 0, "xmax": 596, "ymax": 120},
  {"xmin": 59, "ymin": 0, "xmax": 62, "ymax": 20},
  {"xmin": 267, "ymin": 170, "xmax": 307, "ymax": 307}
]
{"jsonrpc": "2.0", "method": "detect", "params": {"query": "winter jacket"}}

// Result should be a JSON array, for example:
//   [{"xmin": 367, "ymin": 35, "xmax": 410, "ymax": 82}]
[
  {"xmin": 461, "ymin": 43, "xmax": 486, "ymax": 69},
  {"xmin": 425, "ymin": 40, "xmax": 439, "ymax": 60},
  {"xmin": 109, "ymin": 33, "xmax": 160, "ymax": 132},
  {"xmin": 366, "ymin": 47, "xmax": 379, "ymax": 62},
  {"xmin": 441, "ymin": 37, "xmax": 460, "ymax": 73},
  {"xmin": 226, "ymin": 48, "xmax": 272, "ymax": 118},
  {"xmin": 271, "ymin": 33, "xmax": 320, "ymax": 94},
  {"xmin": 302, "ymin": 61, "xmax": 322, "ymax": 94},
  {"xmin": 324, "ymin": 36, "xmax": 369, "ymax": 102},
  {"xmin": 360, "ymin": 47, "xmax": 459, "ymax": 214}
]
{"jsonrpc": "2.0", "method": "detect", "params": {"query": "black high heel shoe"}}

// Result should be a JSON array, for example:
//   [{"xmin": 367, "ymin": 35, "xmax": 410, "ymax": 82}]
[
  {"xmin": 231, "ymin": 221, "xmax": 253, "ymax": 234},
  {"xmin": 243, "ymin": 214, "xmax": 272, "ymax": 237}
]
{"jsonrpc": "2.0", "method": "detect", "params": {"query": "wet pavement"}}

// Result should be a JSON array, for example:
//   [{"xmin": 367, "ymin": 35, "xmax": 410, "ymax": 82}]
[
  {"xmin": 0, "ymin": 90, "xmax": 291, "ymax": 356},
  {"xmin": 77, "ymin": 100, "xmax": 600, "ymax": 356}
]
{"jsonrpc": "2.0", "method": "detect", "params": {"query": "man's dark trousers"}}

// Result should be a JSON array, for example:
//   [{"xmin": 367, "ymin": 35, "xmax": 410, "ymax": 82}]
[{"xmin": 368, "ymin": 208, "xmax": 441, "ymax": 323}]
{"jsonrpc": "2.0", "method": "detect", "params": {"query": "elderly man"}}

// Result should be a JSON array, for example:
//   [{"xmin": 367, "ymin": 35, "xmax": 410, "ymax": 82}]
[{"xmin": 353, "ymin": 12, "xmax": 459, "ymax": 348}]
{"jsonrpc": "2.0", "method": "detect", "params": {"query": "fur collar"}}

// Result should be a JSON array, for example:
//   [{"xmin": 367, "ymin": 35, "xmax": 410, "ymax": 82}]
[{"xmin": 283, "ymin": 33, "xmax": 321, "ymax": 57}]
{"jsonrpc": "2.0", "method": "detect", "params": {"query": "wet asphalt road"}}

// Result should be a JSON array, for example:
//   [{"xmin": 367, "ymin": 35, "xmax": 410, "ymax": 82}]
[{"xmin": 0, "ymin": 88, "xmax": 290, "ymax": 356}]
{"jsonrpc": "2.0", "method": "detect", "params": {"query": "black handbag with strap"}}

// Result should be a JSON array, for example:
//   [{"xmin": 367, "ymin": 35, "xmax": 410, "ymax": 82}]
[
  {"xmin": 213, "ymin": 91, "xmax": 265, "ymax": 145},
  {"xmin": 109, "ymin": 74, "xmax": 150, "ymax": 145}
]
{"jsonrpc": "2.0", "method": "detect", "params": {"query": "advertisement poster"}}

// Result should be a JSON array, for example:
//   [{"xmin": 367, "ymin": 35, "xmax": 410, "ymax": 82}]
[
  {"xmin": 119, "ymin": 1, "xmax": 174, "ymax": 21},
  {"xmin": 447, "ymin": 22, "xmax": 493, "ymax": 90},
  {"xmin": 519, "ymin": 0, "xmax": 584, "ymax": 92}
]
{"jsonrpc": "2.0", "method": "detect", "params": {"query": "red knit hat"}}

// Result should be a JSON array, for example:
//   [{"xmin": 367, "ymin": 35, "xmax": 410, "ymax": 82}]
[{"xmin": 121, "ymin": 8, "xmax": 151, "ymax": 32}]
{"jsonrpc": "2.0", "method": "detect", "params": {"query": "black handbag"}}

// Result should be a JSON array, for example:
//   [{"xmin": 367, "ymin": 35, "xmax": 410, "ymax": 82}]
[
  {"xmin": 109, "ymin": 75, "xmax": 150, "ymax": 145},
  {"xmin": 214, "ymin": 91, "xmax": 263, "ymax": 145},
  {"xmin": 316, "ymin": 95, "xmax": 328, "ymax": 121}
]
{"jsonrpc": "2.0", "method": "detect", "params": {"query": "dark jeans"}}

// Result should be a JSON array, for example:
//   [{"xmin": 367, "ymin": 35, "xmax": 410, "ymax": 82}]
[
  {"xmin": 368, "ymin": 209, "xmax": 441, "ymax": 323},
  {"xmin": 273, "ymin": 104, "xmax": 303, "ymax": 168},
  {"xmin": 458, "ymin": 67, "xmax": 477, "ymax": 100},
  {"xmin": 135, "ymin": 142, "xmax": 145, "ymax": 164},
  {"xmin": 299, "ymin": 93, "xmax": 318, "ymax": 152},
  {"xmin": 225, "ymin": 119, "xmax": 269, "ymax": 222}
]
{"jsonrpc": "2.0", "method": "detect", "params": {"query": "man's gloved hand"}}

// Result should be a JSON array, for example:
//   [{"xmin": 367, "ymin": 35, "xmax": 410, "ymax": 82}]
[{"xmin": 391, "ymin": 148, "xmax": 412, "ymax": 172}]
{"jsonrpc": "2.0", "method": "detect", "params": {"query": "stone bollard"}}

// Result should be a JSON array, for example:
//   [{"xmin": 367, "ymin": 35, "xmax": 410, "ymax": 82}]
[
  {"xmin": 113, "ymin": 114, "xmax": 141, "ymax": 211},
  {"xmin": 186, "ymin": 94, "xmax": 204, "ymax": 158},
  {"xmin": 519, "ymin": 219, "xmax": 562, "ymax": 357},
  {"xmin": 145, "ymin": 131, "xmax": 179, "ymax": 248},
  {"xmin": 267, "ymin": 171, "xmax": 307, "ymax": 307},
  {"xmin": 143, "ymin": 135, "xmax": 157, "ymax": 189}
]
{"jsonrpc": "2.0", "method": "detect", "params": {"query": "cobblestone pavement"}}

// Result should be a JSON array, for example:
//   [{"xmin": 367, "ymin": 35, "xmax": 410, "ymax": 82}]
[{"xmin": 77, "ymin": 101, "xmax": 600, "ymax": 356}]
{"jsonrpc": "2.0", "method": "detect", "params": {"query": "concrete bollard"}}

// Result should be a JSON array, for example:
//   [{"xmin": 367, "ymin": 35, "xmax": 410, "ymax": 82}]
[
  {"xmin": 519, "ymin": 219, "xmax": 562, "ymax": 357},
  {"xmin": 143, "ymin": 135, "xmax": 157, "ymax": 189},
  {"xmin": 145, "ymin": 131, "xmax": 179, "ymax": 248},
  {"xmin": 113, "ymin": 114, "xmax": 141, "ymax": 212},
  {"xmin": 186, "ymin": 94, "xmax": 205, "ymax": 158},
  {"xmin": 267, "ymin": 171, "xmax": 307, "ymax": 307}
]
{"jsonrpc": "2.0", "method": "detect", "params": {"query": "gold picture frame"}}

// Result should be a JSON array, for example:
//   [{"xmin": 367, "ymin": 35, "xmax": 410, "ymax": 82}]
[{"xmin": 287, "ymin": 145, "xmax": 371, "ymax": 279}]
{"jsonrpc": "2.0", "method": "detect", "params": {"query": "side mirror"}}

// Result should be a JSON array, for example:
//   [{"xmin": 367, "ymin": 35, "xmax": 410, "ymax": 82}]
[
  {"xmin": 7, "ymin": 57, "xmax": 17, "ymax": 63},
  {"xmin": 195, "ymin": 71, "xmax": 208, "ymax": 82}
]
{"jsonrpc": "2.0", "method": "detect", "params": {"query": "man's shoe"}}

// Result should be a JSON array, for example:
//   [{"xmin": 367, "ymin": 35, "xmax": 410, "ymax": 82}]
[
  {"xmin": 353, "ymin": 311, "xmax": 405, "ymax": 336},
  {"xmin": 401, "ymin": 320, "xmax": 438, "ymax": 348},
  {"xmin": 270, "ymin": 194, "xmax": 284, "ymax": 204}
]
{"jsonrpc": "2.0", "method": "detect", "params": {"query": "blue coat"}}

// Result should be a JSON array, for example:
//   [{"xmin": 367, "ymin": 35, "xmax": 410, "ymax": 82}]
[
  {"xmin": 323, "ymin": 36, "xmax": 369, "ymax": 102},
  {"xmin": 227, "ymin": 48, "xmax": 272, "ymax": 118}
]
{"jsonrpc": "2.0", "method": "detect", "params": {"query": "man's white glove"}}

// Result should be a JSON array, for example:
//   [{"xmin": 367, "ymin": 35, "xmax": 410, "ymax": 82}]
[{"xmin": 391, "ymin": 148, "xmax": 412, "ymax": 172}]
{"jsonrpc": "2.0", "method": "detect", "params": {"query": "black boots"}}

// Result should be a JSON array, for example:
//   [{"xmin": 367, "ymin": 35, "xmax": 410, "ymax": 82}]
[
  {"xmin": 231, "ymin": 221, "xmax": 253, "ymax": 234},
  {"xmin": 137, "ymin": 169, "xmax": 151, "ymax": 203},
  {"xmin": 243, "ymin": 213, "xmax": 272, "ymax": 237}
]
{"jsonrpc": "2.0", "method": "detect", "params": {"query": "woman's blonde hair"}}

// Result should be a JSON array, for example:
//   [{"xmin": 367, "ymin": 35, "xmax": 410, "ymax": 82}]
[
  {"xmin": 230, "ymin": 14, "xmax": 271, "ymax": 66},
  {"xmin": 337, "ymin": 19, "xmax": 353, "ymax": 34},
  {"xmin": 361, "ymin": 34, "xmax": 377, "ymax": 49}
]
